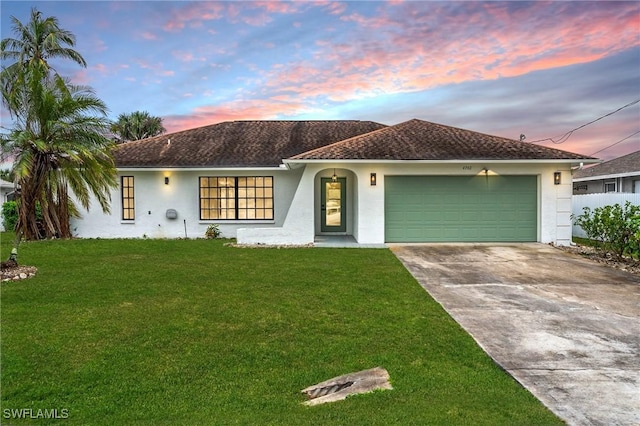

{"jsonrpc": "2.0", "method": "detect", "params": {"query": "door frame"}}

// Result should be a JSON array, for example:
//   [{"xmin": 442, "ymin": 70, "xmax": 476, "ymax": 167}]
[{"xmin": 320, "ymin": 177, "xmax": 347, "ymax": 232}]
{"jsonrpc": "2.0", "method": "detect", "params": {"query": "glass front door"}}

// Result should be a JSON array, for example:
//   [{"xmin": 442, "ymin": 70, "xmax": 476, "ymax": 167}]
[{"xmin": 321, "ymin": 177, "xmax": 346, "ymax": 232}]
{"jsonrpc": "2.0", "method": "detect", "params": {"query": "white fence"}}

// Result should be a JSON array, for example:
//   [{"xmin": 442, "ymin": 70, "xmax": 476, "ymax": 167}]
[{"xmin": 572, "ymin": 193, "xmax": 640, "ymax": 238}]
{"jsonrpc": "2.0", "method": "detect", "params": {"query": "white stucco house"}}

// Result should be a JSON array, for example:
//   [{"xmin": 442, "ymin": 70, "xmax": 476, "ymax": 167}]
[{"xmin": 71, "ymin": 119, "xmax": 597, "ymax": 246}]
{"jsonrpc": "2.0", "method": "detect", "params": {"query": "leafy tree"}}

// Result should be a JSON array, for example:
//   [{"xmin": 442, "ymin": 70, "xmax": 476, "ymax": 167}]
[
  {"xmin": 1, "ymin": 8, "xmax": 117, "ymax": 243},
  {"xmin": 110, "ymin": 110, "xmax": 166, "ymax": 142}
]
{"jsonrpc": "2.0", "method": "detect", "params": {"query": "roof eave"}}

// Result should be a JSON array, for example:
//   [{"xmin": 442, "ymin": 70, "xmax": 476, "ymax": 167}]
[
  {"xmin": 284, "ymin": 158, "xmax": 599, "ymax": 165},
  {"xmin": 116, "ymin": 165, "xmax": 287, "ymax": 172},
  {"xmin": 573, "ymin": 170, "xmax": 640, "ymax": 181}
]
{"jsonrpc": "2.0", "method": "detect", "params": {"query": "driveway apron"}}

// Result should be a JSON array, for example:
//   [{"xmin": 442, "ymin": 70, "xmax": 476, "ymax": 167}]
[{"xmin": 390, "ymin": 243, "xmax": 640, "ymax": 426}]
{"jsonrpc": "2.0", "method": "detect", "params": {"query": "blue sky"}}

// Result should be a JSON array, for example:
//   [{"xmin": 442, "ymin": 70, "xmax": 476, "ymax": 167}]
[{"xmin": 1, "ymin": 1, "xmax": 639, "ymax": 160}]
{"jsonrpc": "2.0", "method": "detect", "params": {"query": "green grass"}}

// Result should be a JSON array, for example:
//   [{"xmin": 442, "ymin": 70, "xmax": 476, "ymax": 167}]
[
  {"xmin": 572, "ymin": 236, "xmax": 597, "ymax": 247},
  {"xmin": 0, "ymin": 233, "xmax": 562, "ymax": 425}
]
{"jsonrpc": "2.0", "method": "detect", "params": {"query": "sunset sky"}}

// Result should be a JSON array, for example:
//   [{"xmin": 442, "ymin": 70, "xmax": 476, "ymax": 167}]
[{"xmin": 1, "ymin": 1, "xmax": 639, "ymax": 160}]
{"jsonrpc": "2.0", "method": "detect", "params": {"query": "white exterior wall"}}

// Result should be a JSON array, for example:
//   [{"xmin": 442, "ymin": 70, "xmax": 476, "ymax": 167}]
[
  {"xmin": 351, "ymin": 162, "xmax": 573, "ymax": 246},
  {"xmin": 238, "ymin": 161, "xmax": 575, "ymax": 246},
  {"xmin": 72, "ymin": 161, "xmax": 575, "ymax": 246},
  {"xmin": 71, "ymin": 168, "xmax": 302, "ymax": 239}
]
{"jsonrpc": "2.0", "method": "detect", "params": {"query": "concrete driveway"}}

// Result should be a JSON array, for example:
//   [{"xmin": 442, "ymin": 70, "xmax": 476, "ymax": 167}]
[{"xmin": 390, "ymin": 243, "xmax": 640, "ymax": 426}]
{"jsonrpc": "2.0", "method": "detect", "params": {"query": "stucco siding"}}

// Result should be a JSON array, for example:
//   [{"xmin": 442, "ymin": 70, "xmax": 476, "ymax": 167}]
[
  {"xmin": 71, "ymin": 168, "xmax": 303, "ymax": 239},
  {"xmin": 237, "ymin": 162, "xmax": 574, "ymax": 246},
  {"xmin": 72, "ymin": 162, "xmax": 574, "ymax": 246}
]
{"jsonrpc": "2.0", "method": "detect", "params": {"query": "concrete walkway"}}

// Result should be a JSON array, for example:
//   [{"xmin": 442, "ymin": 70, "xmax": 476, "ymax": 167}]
[{"xmin": 390, "ymin": 243, "xmax": 640, "ymax": 426}]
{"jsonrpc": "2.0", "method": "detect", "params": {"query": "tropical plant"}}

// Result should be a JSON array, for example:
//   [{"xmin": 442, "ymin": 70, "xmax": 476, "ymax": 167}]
[
  {"xmin": 0, "ymin": 8, "xmax": 117, "ymax": 243},
  {"xmin": 204, "ymin": 223, "xmax": 221, "ymax": 239},
  {"xmin": 573, "ymin": 201, "xmax": 640, "ymax": 259},
  {"xmin": 110, "ymin": 110, "xmax": 166, "ymax": 142},
  {"xmin": 0, "ymin": 8, "xmax": 86, "ymax": 115}
]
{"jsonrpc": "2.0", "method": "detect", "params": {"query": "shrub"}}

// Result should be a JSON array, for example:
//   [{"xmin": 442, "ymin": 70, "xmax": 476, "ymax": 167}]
[
  {"xmin": 1, "ymin": 201, "xmax": 18, "ymax": 231},
  {"xmin": 573, "ymin": 201, "xmax": 640, "ymax": 259},
  {"xmin": 204, "ymin": 224, "xmax": 221, "ymax": 239},
  {"xmin": 1, "ymin": 201, "xmax": 45, "ymax": 235}
]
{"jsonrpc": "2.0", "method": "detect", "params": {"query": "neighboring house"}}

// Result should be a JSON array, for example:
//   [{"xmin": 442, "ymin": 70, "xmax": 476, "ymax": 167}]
[
  {"xmin": 0, "ymin": 179, "xmax": 15, "ymax": 203},
  {"xmin": 572, "ymin": 149, "xmax": 640, "ymax": 194},
  {"xmin": 0, "ymin": 178, "xmax": 16, "ymax": 232},
  {"xmin": 71, "ymin": 119, "xmax": 597, "ymax": 246}
]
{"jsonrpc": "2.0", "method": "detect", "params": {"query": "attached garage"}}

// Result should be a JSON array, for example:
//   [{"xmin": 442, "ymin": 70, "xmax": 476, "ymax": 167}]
[{"xmin": 385, "ymin": 175, "xmax": 537, "ymax": 242}]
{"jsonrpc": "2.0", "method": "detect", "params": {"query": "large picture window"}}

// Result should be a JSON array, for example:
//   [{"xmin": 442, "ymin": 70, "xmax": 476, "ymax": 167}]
[
  {"xmin": 121, "ymin": 176, "xmax": 135, "ymax": 220},
  {"xmin": 200, "ymin": 176, "xmax": 273, "ymax": 220}
]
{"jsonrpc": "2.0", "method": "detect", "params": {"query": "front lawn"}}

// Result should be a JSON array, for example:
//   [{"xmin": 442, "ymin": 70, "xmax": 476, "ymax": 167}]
[{"xmin": 0, "ymin": 234, "xmax": 561, "ymax": 425}]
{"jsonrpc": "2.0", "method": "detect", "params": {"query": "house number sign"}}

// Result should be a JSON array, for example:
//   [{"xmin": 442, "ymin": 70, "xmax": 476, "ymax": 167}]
[{"xmin": 462, "ymin": 165, "xmax": 472, "ymax": 170}]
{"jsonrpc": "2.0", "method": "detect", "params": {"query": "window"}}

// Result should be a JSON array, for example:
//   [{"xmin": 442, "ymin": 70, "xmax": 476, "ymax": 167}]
[
  {"xmin": 604, "ymin": 181, "xmax": 617, "ymax": 193},
  {"xmin": 199, "ymin": 176, "xmax": 273, "ymax": 220},
  {"xmin": 121, "ymin": 176, "xmax": 135, "ymax": 220}
]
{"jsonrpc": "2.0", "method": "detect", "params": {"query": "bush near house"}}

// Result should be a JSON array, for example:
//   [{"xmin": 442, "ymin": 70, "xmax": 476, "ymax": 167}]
[
  {"xmin": 1, "ymin": 201, "xmax": 44, "ymax": 235},
  {"xmin": 1, "ymin": 201, "xmax": 18, "ymax": 231},
  {"xmin": 573, "ymin": 201, "xmax": 640, "ymax": 259}
]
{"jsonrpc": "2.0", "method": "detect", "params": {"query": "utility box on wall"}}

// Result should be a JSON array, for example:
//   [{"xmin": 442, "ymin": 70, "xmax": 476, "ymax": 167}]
[{"xmin": 166, "ymin": 209, "xmax": 178, "ymax": 220}]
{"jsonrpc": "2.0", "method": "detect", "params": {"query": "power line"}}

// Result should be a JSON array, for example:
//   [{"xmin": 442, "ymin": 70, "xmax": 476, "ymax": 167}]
[
  {"xmin": 589, "ymin": 130, "xmax": 640, "ymax": 156},
  {"xmin": 527, "ymin": 98, "xmax": 640, "ymax": 144}
]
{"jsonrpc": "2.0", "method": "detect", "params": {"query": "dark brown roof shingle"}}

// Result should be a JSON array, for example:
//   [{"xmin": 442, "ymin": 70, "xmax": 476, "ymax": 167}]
[
  {"xmin": 290, "ymin": 119, "xmax": 596, "ymax": 161},
  {"xmin": 573, "ymin": 149, "xmax": 640, "ymax": 178},
  {"xmin": 114, "ymin": 120, "xmax": 387, "ymax": 167}
]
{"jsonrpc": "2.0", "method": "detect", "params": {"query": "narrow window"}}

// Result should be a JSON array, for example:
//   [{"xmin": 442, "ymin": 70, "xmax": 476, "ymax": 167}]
[
  {"xmin": 199, "ymin": 176, "xmax": 273, "ymax": 220},
  {"xmin": 121, "ymin": 176, "xmax": 135, "ymax": 220},
  {"xmin": 604, "ymin": 181, "xmax": 616, "ymax": 193}
]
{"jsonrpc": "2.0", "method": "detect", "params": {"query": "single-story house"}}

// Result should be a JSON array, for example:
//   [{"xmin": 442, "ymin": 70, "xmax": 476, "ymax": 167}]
[
  {"xmin": 572, "ymin": 149, "xmax": 640, "ymax": 194},
  {"xmin": 71, "ymin": 119, "xmax": 597, "ymax": 246}
]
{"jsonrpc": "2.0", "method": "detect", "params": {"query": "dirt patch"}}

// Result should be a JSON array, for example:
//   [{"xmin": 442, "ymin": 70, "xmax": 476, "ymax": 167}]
[
  {"xmin": 1, "ymin": 265, "xmax": 38, "ymax": 282},
  {"xmin": 555, "ymin": 244, "xmax": 640, "ymax": 277}
]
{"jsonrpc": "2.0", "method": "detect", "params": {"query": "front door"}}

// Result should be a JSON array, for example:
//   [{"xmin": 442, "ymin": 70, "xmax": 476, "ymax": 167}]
[{"xmin": 321, "ymin": 177, "xmax": 346, "ymax": 232}]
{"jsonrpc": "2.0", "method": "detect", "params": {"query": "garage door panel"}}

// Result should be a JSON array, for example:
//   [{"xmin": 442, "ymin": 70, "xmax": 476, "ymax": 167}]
[{"xmin": 385, "ymin": 175, "xmax": 537, "ymax": 242}]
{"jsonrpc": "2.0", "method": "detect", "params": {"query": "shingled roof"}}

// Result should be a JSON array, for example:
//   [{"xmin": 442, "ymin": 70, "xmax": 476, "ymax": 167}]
[
  {"xmin": 114, "ymin": 120, "xmax": 387, "ymax": 167},
  {"xmin": 290, "ymin": 119, "xmax": 596, "ymax": 161},
  {"xmin": 573, "ymin": 149, "xmax": 640, "ymax": 179}
]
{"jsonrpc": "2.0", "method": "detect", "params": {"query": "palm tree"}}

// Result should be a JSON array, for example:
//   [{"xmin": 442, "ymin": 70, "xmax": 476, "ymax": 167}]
[
  {"xmin": 111, "ymin": 111, "xmax": 166, "ymax": 142},
  {"xmin": 4, "ymin": 77, "xmax": 116, "ymax": 239},
  {"xmin": 1, "ymin": 8, "xmax": 117, "ymax": 242},
  {"xmin": 1, "ymin": 8, "xmax": 86, "ymax": 115}
]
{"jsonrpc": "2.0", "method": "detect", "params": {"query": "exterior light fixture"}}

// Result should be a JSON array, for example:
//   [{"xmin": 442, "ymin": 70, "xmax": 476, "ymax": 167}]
[
  {"xmin": 370, "ymin": 173, "xmax": 377, "ymax": 186},
  {"xmin": 332, "ymin": 169, "xmax": 337, "ymax": 182},
  {"xmin": 164, "ymin": 176, "xmax": 170, "ymax": 185},
  {"xmin": 554, "ymin": 172, "xmax": 561, "ymax": 185}
]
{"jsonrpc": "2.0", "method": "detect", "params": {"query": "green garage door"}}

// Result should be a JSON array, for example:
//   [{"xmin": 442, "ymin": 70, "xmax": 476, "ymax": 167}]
[{"xmin": 385, "ymin": 175, "xmax": 537, "ymax": 242}]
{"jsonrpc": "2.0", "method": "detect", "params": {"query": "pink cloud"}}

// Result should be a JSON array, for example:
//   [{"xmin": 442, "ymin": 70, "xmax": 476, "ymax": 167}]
[
  {"xmin": 160, "ymin": 1, "xmax": 639, "ymax": 151},
  {"xmin": 70, "ymin": 69, "xmax": 89, "ymax": 85},
  {"xmin": 92, "ymin": 64, "xmax": 108, "ymax": 74},
  {"xmin": 163, "ymin": 1, "xmax": 305, "ymax": 31},
  {"xmin": 163, "ymin": 2, "xmax": 225, "ymax": 32},
  {"xmin": 163, "ymin": 98, "xmax": 315, "ymax": 132},
  {"xmin": 259, "ymin": 1, "xmax": 640, "ymax": 108},
  {"xmin": 172, "ymin": 50, "xmax": 196, "ymax": 62},
  {"xmin": 134, "ymin": 59, "xmax": 175, "ymax": 77},
  {"xmin": 140, "ymin": 31, "xmax": 158, "ymax": 41}
]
